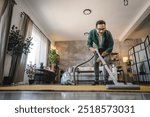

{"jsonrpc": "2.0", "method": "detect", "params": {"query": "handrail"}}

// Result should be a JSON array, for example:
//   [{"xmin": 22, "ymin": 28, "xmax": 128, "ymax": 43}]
[{"xmin": 73, "ymin": 54, "xmax": 95, "ymax": 84}]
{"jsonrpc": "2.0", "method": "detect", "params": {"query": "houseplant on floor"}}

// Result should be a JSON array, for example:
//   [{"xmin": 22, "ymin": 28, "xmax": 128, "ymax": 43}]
[
  {"xmin": 48, "ymin": 49, "xmax": 60, "ymax": 83},
  {"xmin": 48, "ymin": 49, "xmax": 58, "ymax": 71},
  {"xmin": 25, "ymin": 63, "xmax": 36, "ymax": 84},
  {"xmin": 7, "ymin": 25, "xmax": 33, "ymax": 84}
]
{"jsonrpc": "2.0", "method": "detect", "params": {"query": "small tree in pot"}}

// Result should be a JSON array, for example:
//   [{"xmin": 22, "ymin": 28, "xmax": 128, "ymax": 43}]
[
  {"xmin": 7, "ymin": 25, "xmax": 33, "ymax": 84},
  {"xmin": 48, "ymin": 49, "xmax": 58, "ymax": 71},
  {"xmin": 25, "ymin": 63, "xmax": 36, "ymax": 84}
]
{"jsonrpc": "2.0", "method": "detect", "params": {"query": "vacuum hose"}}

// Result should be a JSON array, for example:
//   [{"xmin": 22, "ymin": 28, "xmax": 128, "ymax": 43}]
[
  {"xmin": 73, "ymin": 48, "xmax": 104, "ymax": 84},
  {"xmin": 73, "ymin": 54, "xmax": 95, "ymax": 84}
]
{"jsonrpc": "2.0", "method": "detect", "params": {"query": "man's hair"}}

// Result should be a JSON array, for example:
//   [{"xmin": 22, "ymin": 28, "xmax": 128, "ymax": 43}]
[{"xmin": 96, "ymin": 20, "xmax": 106, "ymax": 27}]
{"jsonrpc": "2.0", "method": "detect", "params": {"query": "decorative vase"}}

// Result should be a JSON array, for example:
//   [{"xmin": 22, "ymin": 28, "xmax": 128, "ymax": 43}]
[{"xmin": 51, "ymin": 64, "xmax": 56, "ymax": 71}]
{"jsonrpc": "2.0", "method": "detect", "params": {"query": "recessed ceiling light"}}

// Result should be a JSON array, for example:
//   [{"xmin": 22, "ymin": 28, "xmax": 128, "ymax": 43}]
[{"xmin": 83, "ymin": 9, "xmax": 92, "ymax": 15}]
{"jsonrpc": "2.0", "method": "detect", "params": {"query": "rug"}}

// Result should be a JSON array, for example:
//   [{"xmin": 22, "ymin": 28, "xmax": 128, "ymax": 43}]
[{"xmin": 0, "ymin": 85, "xmax": 150, "ymax": 92}]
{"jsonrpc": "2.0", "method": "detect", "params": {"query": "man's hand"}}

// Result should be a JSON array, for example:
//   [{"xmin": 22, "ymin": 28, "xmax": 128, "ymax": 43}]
[
  {"xmin": 96, "ymin": 58, "xmax": 102, "ymax": 65},
  {"xmin": 101, "ymin": 51, "xmax": 109, "ymax": 57},
  {"xmin": 96, "ymin": 58, "xmax": 100, "ymax": 63},
  {"xmin": 89, "ymin": 47, "xmax": 96, "ymax": 53}
]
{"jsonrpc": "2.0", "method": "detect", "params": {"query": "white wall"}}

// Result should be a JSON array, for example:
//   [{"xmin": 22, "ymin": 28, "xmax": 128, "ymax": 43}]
[
  {"xmin": 4, "ymin": 0, "xmax": 54, "ymax": 76},
  {"xmin": 11, "ymin": 0, "xmax": 48, "ymax": 37}
]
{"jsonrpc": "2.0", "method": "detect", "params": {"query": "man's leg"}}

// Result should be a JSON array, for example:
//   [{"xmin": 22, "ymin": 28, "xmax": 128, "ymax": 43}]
[
  {"xmin": 103, "ymin": 55, "xmax": 110, "ymax": 84},
  {"xmin": 93, "ymin": 53, "xmax": 99, "ymax": 85}
]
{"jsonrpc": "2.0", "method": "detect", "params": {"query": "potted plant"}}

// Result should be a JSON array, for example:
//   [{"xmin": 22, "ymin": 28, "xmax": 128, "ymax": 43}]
[
  {"xmin": 48, "ymin": 49, "xmax": 58, "ymax": 71},
  {"xmin": 25, "ymin": 63, "xmax": 36, "ymax": 84},
  {"xmin": 126, "ymin": 59, "xmax": 131, "ymax": 66},
  {"xmin": 7, "ymin": 25, "xmax": 33, "ymax": 84}
]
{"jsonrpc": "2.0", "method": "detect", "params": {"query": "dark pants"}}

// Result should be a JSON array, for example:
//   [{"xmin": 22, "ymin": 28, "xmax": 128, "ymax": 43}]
[{"xmin": 94, "ymin": 52, "xmax": 110, "ymax": 82}]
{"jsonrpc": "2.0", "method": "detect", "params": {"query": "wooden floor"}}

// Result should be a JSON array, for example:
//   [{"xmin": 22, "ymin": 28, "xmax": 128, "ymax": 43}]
[{"xmin": 0, "ymin": 85, "xmax": 150, "ymax": 92}]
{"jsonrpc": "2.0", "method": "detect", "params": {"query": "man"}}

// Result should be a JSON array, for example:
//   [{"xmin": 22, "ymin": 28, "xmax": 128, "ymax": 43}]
[{"xmin": 87, "ymin": 20, "xmax": 114, "ymax": 85}]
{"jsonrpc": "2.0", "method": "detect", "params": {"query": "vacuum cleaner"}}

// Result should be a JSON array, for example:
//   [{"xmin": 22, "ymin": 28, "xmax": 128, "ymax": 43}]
[
  {"xmin": 95, "ymin": 49, "xmax": 140, "ymax": 90},
  {"xmin": 73, "ymin": 54, "xmax": 95, "ymax": 84}
]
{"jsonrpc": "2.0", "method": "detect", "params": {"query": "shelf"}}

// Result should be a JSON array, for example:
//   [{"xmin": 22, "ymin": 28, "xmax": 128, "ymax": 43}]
[{"xmin": 110, "ymin": 53, "xmax": 120, "ymax": 65}]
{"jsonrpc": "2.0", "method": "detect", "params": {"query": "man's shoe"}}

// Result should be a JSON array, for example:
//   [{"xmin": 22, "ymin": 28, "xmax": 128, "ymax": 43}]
[{"xmin": 92, "ymin": 81, "xmax": 99, "ymax": 85}]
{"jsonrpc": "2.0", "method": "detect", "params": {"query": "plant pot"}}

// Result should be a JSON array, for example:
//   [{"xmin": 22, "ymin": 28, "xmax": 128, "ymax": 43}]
[
  {"xmin": 29, "ymin": 79, "xmax": 34, "ymax": 85},
  {"xmin": 3, "ymin": 76, "xmax": 12, "ymax": 86},
  {"xmin": 51, "ymin": 64, "xmax": 56, "ymax": 71}
]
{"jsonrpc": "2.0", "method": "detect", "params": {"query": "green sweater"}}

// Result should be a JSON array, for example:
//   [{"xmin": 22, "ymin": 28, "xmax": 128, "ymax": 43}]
[{"xmin": 87, "ymin": 29, "xmax": 114, "ymax": 53}]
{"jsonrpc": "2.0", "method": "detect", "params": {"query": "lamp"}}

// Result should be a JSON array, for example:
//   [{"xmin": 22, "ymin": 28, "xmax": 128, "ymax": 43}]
[
  {"xmin": 51, "ymin": 45, "xmax": 59, "ymax": 54},
  {"xmin": 123, "ymin": 57, "xmax": 128, "ymax": 63},
  {"xmin": 51, "ymin": 45, "xmax": 56, "ymax": 50}
]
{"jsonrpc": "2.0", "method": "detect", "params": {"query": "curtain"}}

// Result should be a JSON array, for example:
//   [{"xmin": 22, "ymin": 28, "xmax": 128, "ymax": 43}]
[
  {"xmin": 24, "ymin": 26, "xmax": 49, "ymax": 84},
  {"xmin": 47, "ymin": 40, "xmax": 50, "ymax": 65},
  {"xmin": 0, "ymin": 0, "xmax": 7, "ymax": 20},
  {"xmin": 0, "ymin": 0, "xmax": 16, "ymax": 83},
  {"xmin": 13, "ymin": 13, "xmax": 33, "ymax": 83}
]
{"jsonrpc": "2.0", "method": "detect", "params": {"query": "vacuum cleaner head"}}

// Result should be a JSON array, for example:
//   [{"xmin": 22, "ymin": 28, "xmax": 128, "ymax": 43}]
[
  {"xmin": 95, "ymin": 49, "xmax": 140, "ymax": 90},
  {"xmin": 106, "ymin": 83, "xmax": 140, "ymax": 90}
]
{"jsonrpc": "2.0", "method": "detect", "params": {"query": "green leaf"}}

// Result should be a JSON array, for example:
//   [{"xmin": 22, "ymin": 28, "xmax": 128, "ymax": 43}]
[{"xmin": 7, "ymin": 25, "xmax": 33, "ymax": 56}]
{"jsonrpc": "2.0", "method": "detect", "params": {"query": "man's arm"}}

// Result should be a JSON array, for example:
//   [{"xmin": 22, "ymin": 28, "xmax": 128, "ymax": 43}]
[{"xmin": 87, "ymin": 30, "xmax": 96, "ymax": 53}]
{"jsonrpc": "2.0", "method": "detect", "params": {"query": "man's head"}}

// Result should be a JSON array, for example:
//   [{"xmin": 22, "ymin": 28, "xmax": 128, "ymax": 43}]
[{"xmin": 96, "ymin": 20, "xmax": 106, "ymax": 35}]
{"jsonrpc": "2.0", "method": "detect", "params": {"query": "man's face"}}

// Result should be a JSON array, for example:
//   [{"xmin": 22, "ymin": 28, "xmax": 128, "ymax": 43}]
[{"xmin": 96, "ymin": 24, "xmax": 106, "ymax": 35}]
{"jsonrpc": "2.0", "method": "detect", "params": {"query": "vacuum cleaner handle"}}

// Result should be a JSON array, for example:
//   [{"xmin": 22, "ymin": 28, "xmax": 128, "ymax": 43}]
[{"xmin": 95, "ymin": 49, "xmax": 118, "ymax": 84}]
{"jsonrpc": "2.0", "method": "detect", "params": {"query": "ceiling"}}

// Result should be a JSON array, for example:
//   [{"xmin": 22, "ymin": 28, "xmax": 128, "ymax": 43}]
[
  {"xmin": 24, "ymin": 0, "xmax": 150, "ymax": 41},
  {"xmin": 128, "ymin": 13, "xmax": 150, "ymax": 39}
]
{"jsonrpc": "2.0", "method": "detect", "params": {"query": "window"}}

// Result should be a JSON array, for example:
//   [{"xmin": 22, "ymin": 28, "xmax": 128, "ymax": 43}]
[{"xmin": 26, "ymin": 26, "xmax": 49, "ymax": 68}]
